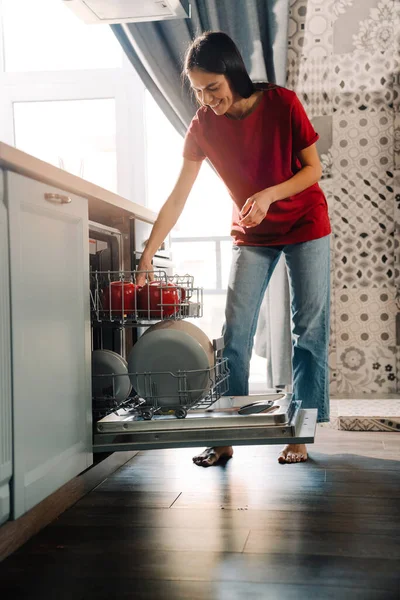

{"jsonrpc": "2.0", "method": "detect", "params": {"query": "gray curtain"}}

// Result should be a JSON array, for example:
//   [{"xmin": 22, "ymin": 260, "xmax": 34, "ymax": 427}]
[
  {"xmin": 112, "ymin": 0, "xmax": 292, "ymax": 388},
  {"xmin": 111, "ymin": 0, "xmax": 290, "ymax": 131}
]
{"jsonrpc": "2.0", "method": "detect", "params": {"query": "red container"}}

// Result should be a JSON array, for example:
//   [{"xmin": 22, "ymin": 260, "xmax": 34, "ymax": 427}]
[
  {"xmin": 178, "ymin": 286, "xmax": 187, "ymax": 302},
  {"xmin": 102, "ymin": 281, "xmax": 138, "ymax": 313},
  {"xmin": 137, "ymin": 281, "xmax": 181, "ymax": 318}
]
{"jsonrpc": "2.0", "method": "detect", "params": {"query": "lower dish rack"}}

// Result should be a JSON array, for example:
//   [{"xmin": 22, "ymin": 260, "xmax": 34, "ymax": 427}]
[{"xmin": 92, "ymin": 338, "xmax": 229, "ymax": 421}]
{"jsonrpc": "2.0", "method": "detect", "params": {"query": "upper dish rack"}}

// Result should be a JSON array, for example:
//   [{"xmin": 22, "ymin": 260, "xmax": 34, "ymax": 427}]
[{"xmin": 90, "ymin": 269, "xmax": 203, "ymax": 325}]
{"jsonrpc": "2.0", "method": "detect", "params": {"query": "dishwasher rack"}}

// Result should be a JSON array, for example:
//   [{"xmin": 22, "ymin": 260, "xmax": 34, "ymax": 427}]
[
  {"xmin": 90, "ymin": 269, "xmax": 203, "ymax": 325},
  {"xmin": 92, "ymin": 339, "xmax": 229, "ymax": 421},
  {"xmin": 90, "ymin": 269, "xmax": 320, "ymax": 449},
  {"xmin": 91, "ymin": 269, "xmax": 226, "ymax": 421}
]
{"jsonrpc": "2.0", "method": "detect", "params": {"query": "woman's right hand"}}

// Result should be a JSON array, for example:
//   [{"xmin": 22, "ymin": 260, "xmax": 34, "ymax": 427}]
[{"xmin": 136, "ymin": 254, "xmax": 154, "ymax": 287}]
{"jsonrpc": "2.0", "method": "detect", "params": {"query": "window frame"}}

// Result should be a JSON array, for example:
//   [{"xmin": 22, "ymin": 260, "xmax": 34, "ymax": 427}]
[{"xmin": 171, "ymin": 235, "xmax": 232, "ymax": 294}]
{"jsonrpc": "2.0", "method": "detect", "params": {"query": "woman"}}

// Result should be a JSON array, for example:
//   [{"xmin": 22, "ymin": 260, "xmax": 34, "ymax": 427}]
[{"xmin": 137, "ymin": 31, "xmax": 331, "ymax": 466}]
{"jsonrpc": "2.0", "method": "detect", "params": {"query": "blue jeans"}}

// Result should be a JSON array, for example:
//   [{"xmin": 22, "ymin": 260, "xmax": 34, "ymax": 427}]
[{"xmin": 222, "ymin": 235, "xmax": 330, "ymax": 423}]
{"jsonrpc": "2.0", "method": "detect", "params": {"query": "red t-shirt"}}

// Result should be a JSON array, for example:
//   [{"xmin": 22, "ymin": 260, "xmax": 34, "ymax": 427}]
[{"xmin": 183, "ymin": 85, "xmax": 331, "ymax": 246}]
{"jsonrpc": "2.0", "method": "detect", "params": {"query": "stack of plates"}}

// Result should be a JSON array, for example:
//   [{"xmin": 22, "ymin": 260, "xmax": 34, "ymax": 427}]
[{"xmin": 127, "ymin": 321, "xmax": 215, "ymax": 406}]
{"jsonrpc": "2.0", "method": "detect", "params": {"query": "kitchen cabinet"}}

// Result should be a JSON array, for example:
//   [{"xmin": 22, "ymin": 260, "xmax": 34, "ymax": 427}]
[
  {"xmin": 0, "ymin": 170, "xmax": 12, "ymax": 525},
  {"xmin": 6, "ymin": 171, "xmax": 92, "ymax": 519}
]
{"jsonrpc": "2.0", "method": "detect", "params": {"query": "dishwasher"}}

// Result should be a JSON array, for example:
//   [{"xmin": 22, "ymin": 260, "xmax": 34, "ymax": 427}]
[{"xmin": 90, "ymin": 267, "xmax": 318, "ymax": 453}]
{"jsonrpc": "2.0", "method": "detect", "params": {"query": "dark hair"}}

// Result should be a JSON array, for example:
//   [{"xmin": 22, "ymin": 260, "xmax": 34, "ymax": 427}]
[{"xmin": 183, "ymin": 31, "xmax": 255, "ymax": 99}]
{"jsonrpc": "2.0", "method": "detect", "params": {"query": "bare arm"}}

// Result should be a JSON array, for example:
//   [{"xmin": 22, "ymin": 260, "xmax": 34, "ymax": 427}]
[
  {"xmin": 239, "ymin": 144, "xmax": 322, "ymax": 228},
  {"xmin": 136, "ymin": 158, "xmax": 202, "ymax": 283},
  {"xmin": 266, "ymin": 143, "xmax": 322, "ymax": 202}
]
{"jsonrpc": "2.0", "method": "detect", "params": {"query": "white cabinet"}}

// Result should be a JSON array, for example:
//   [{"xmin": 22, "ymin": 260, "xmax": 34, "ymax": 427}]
[
  {"xmin": 0, "ymin": 170, "xmax": 12, "ymax": 525},
  {"xmin": 6, "ymin": 171, "xmax": 92, "ymax": 518}
]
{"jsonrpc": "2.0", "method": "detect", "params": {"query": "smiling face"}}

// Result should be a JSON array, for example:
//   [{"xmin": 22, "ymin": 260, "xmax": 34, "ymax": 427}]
[{"xmin": 187, "ymin": 68, "xmax": 237, "ymax": 116}]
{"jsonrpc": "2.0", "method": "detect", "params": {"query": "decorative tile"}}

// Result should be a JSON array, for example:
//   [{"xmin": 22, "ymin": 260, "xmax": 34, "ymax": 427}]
[
  {"xmin": 395, "ymin": 230, "xmax": 400, "ymax": 289},
  {"xmin": 289, "ymin": 0, "xmax": 399, "ymax": 395},
  {"xmin": 393, "ymin": 0, "xmax": 400, "ymax": 109},
  {"xmin": 336, "ymin": 344, "xmax": 397, "ymax": 394},
  {"xmin": 319, "ymin": 178, "xmax": 334, "ymax": 229},
  {"xmin": 331, "ymin": 168, "xmax": 395, "ymax": 235},
  {"xmin": 395, "ymin": 110, "xmax": 400, "ymax": 169},
  {"xmin": 333, "ymin": 0, "xmax": 396, "ymax": 55},
  {"xmin": 332, "ymin": 51, "xmax": 397, "ymax": 110},
  {"xmin": 329, "ymin": 346, "xmax": 337, "ymax": 395},
  {"xmin": 392, "ymin": 56, "xmax": 400, "ymax": 111},
  {"xmin": 289, "ymin": 0, "xmax": 333, "ymax": 60},
  {"xmin": 397, "ymin": 346, "xmax": 400, "ymax": 393},
  {"xmin": 393, "ymin": 170, "xmax": 400, "ymax": 223},
  {"xmin": 320, "ymin": 148, "xmax": 333, "ymax": 180},
  {"xmin": 395, "ymin": 172, "xmax": 400, "ymax": 288},
  {"xmin": 312, "ymin": 116, "xmax": 333, "ymax": 178},
  {"xmin": 334, "ymin": 229, "xmax": 395, "ymax": 288},
  {"xmin": 319, "ymin": 177, "xmax": 333, "ymax": 206},
  {"xmin": 313, "ymin": 115, "xmax": 333, "ymax": 178},
  {"xmin": 352, "ymin": 0, "xmax": 396, "ymax": 52},
  {"xmin": 327, "ymin": 216, "xmax": 337, "ymax": 349},
  {"xmin": 287, "ymin": 56, "xmax": 332, "ymax": 117},
  {"xmin": 330, "ymin": 290, "xmax": 337, "ymax": 345},
  {"xmin": 336, "ymin": 288, "xmax": 397, "ymax": 346},
  {"xmin": 332, "ymin": 108, "xmax": 393, "ymax": 173}
]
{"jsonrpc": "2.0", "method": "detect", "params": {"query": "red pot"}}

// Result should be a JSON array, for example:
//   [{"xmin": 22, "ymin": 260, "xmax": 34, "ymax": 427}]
[
  {"xmin": 102, "ymin": 281, "xmax": 138, "ymax": 313},
  {"xmin": 137, "ymin": 281, "xmax": 181, "ymax": 318}
]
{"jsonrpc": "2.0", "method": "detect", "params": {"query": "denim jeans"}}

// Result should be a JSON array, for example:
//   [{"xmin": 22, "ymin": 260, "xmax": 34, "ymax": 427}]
[{"xmin": 222, "ymin": 235, "xmax": 330, "ymax": 423}]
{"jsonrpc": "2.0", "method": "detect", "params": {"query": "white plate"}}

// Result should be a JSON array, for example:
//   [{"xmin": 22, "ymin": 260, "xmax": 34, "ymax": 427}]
[
  {"xmin": 127, "ymin": 329, "xmax": 212, "ymax": 406},
  {"xmin": 92, "ymin": 349, "xmax": 132, "ymax": 401}
]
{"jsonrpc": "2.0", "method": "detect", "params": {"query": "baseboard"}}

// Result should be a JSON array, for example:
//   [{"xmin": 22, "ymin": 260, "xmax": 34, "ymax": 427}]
[{"xmin": 0, "ymin": 451, "xmax": 138, "ymax": 563}]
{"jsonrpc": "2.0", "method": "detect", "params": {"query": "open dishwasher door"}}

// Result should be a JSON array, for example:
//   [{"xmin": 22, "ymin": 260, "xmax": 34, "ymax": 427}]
[
  {"xmin": 90, "ymin": 308, "xmax": 319, "ymax": 453},
  {"xmin": 93, "ymin": 392, "xmax": 318, "ymax": 453}
]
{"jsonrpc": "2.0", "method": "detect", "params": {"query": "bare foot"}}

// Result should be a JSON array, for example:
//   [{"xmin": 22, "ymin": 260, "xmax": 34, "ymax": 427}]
[
  {"xmin": 192, "ymin": 446, "xmax": 233, "ymax": 467},
  {"xmin": 278, "ymin": 444, "xmax": 308, "ymax": 464}
]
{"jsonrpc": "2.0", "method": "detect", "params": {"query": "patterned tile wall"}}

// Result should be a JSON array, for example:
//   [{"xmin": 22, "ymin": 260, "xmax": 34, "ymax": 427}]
[{"xmin": 288, "ymin": 0, "xmax": 400, "ymax": 396}]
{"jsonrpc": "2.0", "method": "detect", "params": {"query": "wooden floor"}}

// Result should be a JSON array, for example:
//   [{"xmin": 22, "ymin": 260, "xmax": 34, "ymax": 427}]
[{"xmin": 1, "ymin": 426, "xmax": 400, "ymax": 599}]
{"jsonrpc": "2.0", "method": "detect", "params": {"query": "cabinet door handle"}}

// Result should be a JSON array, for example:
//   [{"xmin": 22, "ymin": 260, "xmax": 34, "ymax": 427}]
[{"xmin": 44, "ymin": 193, "xmax": 72, "ymax": 204}]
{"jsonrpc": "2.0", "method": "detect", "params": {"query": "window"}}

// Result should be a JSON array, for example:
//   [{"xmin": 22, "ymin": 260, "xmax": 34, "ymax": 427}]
[
  {"xmin": 144, "ymin": 91, "xmax": 183, "ymax": 214},
  {"xmin": 1, "ymin": 0, "xmax": 122, "ymax": 72},
  {"xmin": 144, "ymin": 89, "xmax": 232, "ymax": 236},
  {"xmin": 14, "ymin": 99, "xmax": 118, "ymax": 192},
  {"xmin": 0, "ymin": 0, "xmax": 140, "ymax": 200}
]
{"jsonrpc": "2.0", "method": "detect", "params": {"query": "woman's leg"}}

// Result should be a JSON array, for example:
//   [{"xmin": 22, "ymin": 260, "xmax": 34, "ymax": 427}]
[
  {"xmin": 279, "ymin": 235, "xmax": 331, "ymax": 463},
  {"xmin": 193, "ymin": 244, "xmax": 282, "ymax": 466}
]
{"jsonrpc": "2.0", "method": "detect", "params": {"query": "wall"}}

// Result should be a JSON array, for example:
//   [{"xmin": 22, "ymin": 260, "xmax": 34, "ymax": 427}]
[{"xmin": 288, "ymin": 0, "xmax": 400, "ymax": 396}]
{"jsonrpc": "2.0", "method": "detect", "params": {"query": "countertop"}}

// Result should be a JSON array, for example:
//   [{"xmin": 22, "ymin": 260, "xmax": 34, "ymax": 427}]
[{"xmin": 0, "ymin": 142, "xmax": 157, "ymax": 226}]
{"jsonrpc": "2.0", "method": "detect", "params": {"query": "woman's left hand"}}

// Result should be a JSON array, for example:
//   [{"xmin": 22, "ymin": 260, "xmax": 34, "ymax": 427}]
[{"xmin": 238, "ymin": 189, "xmax": 275, "ymax": 228}]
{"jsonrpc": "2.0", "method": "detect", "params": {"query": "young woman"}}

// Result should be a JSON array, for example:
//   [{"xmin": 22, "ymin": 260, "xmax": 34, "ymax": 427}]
[{"xmin": 137, "ymin": 31, "xmax": 331, "ymax": 466}]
